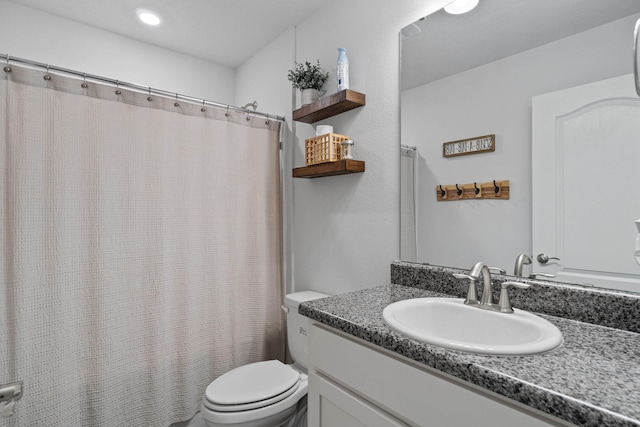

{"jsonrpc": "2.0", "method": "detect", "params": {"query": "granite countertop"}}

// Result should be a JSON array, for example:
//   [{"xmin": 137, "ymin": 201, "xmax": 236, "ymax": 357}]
[{"xmin": 300, "ymin": 284, "xmax": 640, "ymax": 427}]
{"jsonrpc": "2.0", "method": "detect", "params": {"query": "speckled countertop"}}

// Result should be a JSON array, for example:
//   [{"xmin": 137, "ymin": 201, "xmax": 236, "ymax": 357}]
[{"xmin": 299, "ymin": 263, "xmax": 640, "ymax": 427}]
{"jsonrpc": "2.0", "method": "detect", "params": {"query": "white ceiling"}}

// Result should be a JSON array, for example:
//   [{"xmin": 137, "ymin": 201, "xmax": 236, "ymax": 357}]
[
  {"xmin": 7, "ymin": 0, "xmax": 335, "ymax": 68},
  {"xmin": 401, "ymin": 0, "xmax": 640, "ymax": 91},
  {"xmin": 11, "ymin": 0, "xmax": 640, "ymax": 88}
]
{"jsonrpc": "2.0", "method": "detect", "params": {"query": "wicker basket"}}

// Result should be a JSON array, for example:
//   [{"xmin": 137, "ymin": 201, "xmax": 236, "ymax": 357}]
[{"xmin": 305, "ymin": 133, "xmax": 350, "ymax": 166}]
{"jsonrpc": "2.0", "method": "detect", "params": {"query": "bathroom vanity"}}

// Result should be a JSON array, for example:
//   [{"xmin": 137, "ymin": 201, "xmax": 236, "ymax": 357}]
[
  {"xmin": 307, "ymin": 322, "xmax": 567, "ymax": 426},
  {"xmin": 300, "ymin": 262, "xmax": 640, "ymax": 427}
]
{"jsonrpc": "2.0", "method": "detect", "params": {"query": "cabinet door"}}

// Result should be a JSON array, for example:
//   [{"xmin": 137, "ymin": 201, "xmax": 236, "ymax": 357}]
[
  {"xmin": 308, "ymin": 372, "xmax": 409, "ymax": 427},
  {"xmin": 309, "ymin": 323, "xmax": 568, "ymax": 427}
]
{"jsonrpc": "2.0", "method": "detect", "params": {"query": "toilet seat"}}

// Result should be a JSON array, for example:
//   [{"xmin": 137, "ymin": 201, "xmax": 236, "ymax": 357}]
[
  {"xmin": 203, "ymin": 379, "xmax": 299, "ymax": 412},
  {"xmin": 201, "ymin": 361, "xmax": 308, "ymax": 426},
  {"xmin": 203, "ymin": 360, "xmax": 301, "ymax": 411}
]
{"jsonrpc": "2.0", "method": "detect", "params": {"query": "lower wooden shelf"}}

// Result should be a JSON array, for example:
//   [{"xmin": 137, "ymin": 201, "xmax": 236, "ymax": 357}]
[{"xmin": 292, "ymin": 160, "xmax": 365, "ymax": 178}]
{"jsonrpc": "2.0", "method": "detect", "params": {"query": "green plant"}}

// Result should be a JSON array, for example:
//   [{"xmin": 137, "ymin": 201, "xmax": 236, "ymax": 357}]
[{"xmin": 287, "ymin": 60, "xmax": 329, "ymax": 91}]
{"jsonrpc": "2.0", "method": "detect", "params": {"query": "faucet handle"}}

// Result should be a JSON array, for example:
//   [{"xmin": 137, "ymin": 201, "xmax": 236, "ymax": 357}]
[
  {"xmin": 498, "ymin": 281, "xmax": 531, "ymax": 313},
  {"xmin": 453, "ymin": 273, "xmax": 479, "ymax": 304},
  {"xmin": 453, "ymin": 273, "xmax": 475, "ymax": 280},
  {"xmin": 529, "ymin": 272, "xmax": 556, "ymax": 279},
  {"xmin": 487, "ymin": 266, "xmax": 506, "ymax": 275}
]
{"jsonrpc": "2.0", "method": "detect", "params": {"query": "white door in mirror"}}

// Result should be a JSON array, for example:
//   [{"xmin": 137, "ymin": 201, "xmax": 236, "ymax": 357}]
[{"xmin": 532, "ymin": 74, "xmax": 640, "ymax": 292}]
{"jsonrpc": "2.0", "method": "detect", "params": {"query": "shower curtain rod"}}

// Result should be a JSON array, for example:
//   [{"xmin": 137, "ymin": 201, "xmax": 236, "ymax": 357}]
[{"xmin": 1, "ymin": 53, "xmax": 285, "ymax": 122}]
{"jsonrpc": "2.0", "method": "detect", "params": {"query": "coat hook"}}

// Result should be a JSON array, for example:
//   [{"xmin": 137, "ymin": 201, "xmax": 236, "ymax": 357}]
[
  {"xmin": 493, "ymin": 180, "xmax": 500, "ymax": 193},
  {"xmin": 456, "ymin": 183, "xmax": 462, "ymax": 196},
  {"xmin": 439, "ymin": 185, "xmax": 446, "ymax": 198},
  {"xmin": 474, "ymin": 182, "xmax": 482, "ymax": 198}
]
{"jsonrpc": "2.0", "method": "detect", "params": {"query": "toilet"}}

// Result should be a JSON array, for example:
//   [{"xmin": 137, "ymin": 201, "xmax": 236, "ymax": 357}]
[{"xmin": 200, "ymin": 291, "xmax": 328, "ymax": 427}]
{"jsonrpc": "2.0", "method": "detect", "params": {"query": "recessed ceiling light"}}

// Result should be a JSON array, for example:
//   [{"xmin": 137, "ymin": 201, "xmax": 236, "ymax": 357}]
[
  {"xmin": 444, "ymin": 0, "xmax": 479, "ymax": 15},
  {"xmin": 137, "ymin": 8, "xmax": 162, "ymax": 26}
]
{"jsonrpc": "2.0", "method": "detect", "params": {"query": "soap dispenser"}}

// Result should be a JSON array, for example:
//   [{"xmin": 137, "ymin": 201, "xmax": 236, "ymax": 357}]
[{"xmin": 337, "ymin": 48, "xmax": 349, "ymax": 91}]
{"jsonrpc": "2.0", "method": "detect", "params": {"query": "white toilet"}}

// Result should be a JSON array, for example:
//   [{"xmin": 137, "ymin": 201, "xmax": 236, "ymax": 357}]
[{"xmin": 200, "ymin": 291, "xmax": 328, "ymax": 427}]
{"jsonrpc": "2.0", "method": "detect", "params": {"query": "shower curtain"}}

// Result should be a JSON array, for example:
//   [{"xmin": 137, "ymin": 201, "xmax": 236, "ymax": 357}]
[{"xmin": 0, "ymin": 65, "xmax": 285, "ymax": 426}]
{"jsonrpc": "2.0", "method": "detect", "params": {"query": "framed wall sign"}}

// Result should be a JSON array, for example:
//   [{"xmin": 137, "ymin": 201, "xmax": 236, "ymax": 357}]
[{"xmin": 443, "ymin": 134, "xmax": 495, "ymax": 158}]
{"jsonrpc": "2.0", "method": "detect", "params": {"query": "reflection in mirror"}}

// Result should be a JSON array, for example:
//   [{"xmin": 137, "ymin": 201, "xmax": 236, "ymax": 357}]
[
  {"xmin": 400, "ymin": 144, "xmax": 418, "ymax": 260},
  {"xmin": 400, "ymin": 0, "xmax": 640, "ymax": 292}
]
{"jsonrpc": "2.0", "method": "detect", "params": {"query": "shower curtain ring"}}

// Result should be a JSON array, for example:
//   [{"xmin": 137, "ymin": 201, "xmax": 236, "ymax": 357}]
[
  {"xmin": 3, "ymin": 54, "xmax": 10, "ymax": 73},
  {"xmin": 81, "ymin": 72, "xmax": 88, "ymax": 89},
  {"xmin": 147, "ymin": 87, "xmax": 153, "ymax": 102},
  {"xmin": 115, "ymin": 80, "xmax": 122, "ymax": 95},
  {"xmin": 225, "ymin": 105, "xmax": 230, "ymax": 117},
  {"xmin": 43, "ymin": 64, "xmax": 51, "ymax": 81},
  {"xmin": 174, "ymin": 93, "xmax": 180, "ymax": 107},
  {"xmin": 200, "ymin": 100, "xmax": 206, "ymax": 112}
]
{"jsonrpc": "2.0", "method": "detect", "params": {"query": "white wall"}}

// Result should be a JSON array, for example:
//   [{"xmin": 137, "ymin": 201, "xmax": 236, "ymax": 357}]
[
  {"xmin": 401, "ymin": 13, "xmax": 639, "ymax": 273},
  {"xmin": 236, "ymin": 1, "xmax": 453, "ymax": 296},
  {"xmin": 1, "ymin": 0, "xmax": 456, "ymax": 297},
  {"xmin": 0, "ymin": 0, "xmax": 235, "ymax": 103},
  {"xmin": 285, "ymin": 0, "xmax": 450, "ymax": 295}
]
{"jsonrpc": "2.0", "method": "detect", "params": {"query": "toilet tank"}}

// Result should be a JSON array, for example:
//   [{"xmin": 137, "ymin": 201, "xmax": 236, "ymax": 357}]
[{"xmin": 283, "ymin": 291, "xmax": 329, "ymax": 370}]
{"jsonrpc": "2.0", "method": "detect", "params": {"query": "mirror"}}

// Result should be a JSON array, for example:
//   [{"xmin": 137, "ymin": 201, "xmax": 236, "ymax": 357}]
[{"xmin": 400, "ymin": 0, "xmax": 640, "ymax": 291}]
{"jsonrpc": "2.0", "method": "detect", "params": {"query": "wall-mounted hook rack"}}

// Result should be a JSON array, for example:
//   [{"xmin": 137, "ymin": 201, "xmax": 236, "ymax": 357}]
[{"xmin": 435, "ymin": 180, "xmax": 509, "ymax": 201}]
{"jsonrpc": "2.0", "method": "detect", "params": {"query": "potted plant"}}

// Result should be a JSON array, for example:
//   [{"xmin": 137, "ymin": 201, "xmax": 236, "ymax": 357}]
[{"xmin": 287, "ymin": 60, "xmax": 329, "ymax": 106}]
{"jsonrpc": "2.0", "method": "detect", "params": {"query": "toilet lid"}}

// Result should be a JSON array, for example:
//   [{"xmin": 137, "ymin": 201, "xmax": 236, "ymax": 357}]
[{"xmin": 205, "ymin": 360, "xmax": 300, "ymax": 407}]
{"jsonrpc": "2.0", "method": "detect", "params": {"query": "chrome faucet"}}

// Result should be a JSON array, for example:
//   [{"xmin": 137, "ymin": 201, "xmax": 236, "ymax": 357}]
[
  {"xmin": 513, "ymin": 253, "xmax": 532, "ymax": 277},
  {"xmin": 470, "ymin": 262, "xmax": 495, "ymax": 306},
  {"xmin": 453, "ymin": 261, "xmax": 498, "ymax": 307},
  {"xmin": 514, "ymin": 253, "xmax": 557, "ymax": 279},
  {"xmin": 454, "ymin": 261, "xmax": 530, "ymax": 313}
]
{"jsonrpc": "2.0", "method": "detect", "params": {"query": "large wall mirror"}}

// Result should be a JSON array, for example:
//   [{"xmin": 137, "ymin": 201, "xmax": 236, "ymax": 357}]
[{"xmin": 400, "ymin": 0, "xmax": 640, "ymax": 292}]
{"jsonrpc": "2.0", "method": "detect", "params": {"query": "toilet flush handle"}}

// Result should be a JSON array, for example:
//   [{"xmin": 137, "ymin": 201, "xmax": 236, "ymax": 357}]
[{"xmin": 281, "ymin": 305, "xmax": 289, "ymax": 313}]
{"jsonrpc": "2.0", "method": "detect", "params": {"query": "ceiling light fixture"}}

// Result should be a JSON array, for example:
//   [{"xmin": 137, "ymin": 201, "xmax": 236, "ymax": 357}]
[
  {"xmin": 137, "ymin": 9, "xmax": 162, "ymax": 26},
  {"xmin": 444, "ymin": 0, "xmax": 479, "ymax": 15}
]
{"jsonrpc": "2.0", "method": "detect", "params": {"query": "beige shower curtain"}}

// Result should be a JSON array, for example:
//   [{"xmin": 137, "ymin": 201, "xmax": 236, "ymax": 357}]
[{"xmin": 0, "ymin": 65, "xmax": 285, "ymax": 426}]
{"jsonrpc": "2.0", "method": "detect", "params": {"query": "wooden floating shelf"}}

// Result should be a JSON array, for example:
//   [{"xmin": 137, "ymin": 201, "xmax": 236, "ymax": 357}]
[
  {"xmin": 436, "ymin": 180, "xmax": 509, "ymax": 201},
  {"xmin": 292, "ymin": 159, "xmax": 365, "ymax": 178},
  {"xmin": 293, "ymin": 89, "xmax": 365, "ymax": 124}
]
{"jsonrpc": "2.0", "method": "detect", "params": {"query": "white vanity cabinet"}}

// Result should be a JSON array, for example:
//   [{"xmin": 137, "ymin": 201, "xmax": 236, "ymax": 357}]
[{"xmin": 307, "ymin": 322, "xmax": 571, "ymax": 427}]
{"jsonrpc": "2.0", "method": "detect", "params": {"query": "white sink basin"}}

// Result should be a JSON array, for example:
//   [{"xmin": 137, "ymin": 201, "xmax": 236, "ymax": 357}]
[{"xmin": 382, "ymin": 298, "xmax": 563, "ymax": 355}]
